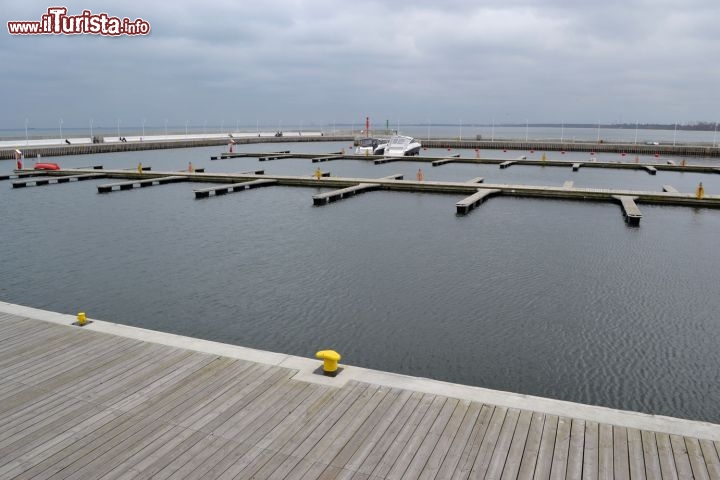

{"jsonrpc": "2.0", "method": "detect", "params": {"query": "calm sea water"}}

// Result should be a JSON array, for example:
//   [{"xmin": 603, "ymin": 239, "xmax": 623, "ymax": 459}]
[{"xmin": 2, "ymin": 142, "xmax": 720, "ymax": 423}]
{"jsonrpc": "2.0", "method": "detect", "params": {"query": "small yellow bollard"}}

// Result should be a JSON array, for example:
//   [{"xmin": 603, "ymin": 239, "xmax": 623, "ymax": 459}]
[
  {"xmin": 316, "ymin": 350, "xmax": 341, "ymax": 377},
  {"xmin": 77, "ymin": 312, "xmax": 87, "ymax": 326},
  {"xmin": 137, "ymin": 162, "xmax": 143, "ymax": 174},
  {"xmin": 541, "ymin": 153, "xmax": 547, "ymax": 162},
  {"xmin": 696, "ymin": 182, "xmax": 704, "ymax": 199},
  {"xmin": 314, "ymin": 167, "xmax": 322, "ymax": 180}
]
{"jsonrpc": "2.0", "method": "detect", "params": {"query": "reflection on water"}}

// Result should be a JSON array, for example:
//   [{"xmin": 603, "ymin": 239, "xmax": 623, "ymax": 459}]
[{"xmin": 2, "ymin": 144, "xmax": 720, "ymax": 423}]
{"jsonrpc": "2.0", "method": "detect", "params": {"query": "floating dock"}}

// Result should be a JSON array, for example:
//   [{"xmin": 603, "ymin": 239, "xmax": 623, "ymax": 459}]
[
  {"xmin": 0, "ymin": 302, "xmax": 719, "ymax": 479},
  {"xmin": 9, "ymin": 167, "xmax": 720, "ymax": 225},
  {"xmin": 194, "ymin": 179, "xmax": 278, "ymax": 198},
  {"xmin": 206, "ymin": 151, "xmax": 720, "ymax": 175},
  {"xmin": 613, "ymin": 195, "xmax": 643, "ymax": 226},
  {"xmin": 456, "ymin": 189, "xmax": 501, "ymax": 215},
  {"xmin": 97, "ymin": 175, "xmax": 188, "ymax": 193},
  {"xmin": 11, "ymin": 172, "xmax": 105, "ymax": 188}
]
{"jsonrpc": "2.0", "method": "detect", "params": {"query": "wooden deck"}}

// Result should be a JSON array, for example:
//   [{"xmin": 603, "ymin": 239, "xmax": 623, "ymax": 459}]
[{"xmin": 1, "ymin": 307, "xmax": 719, "ymax": 479}]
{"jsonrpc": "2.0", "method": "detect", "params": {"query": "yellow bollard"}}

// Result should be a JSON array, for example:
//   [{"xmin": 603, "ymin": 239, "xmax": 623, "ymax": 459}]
[
  {"xmin": 315, "ymin": 350, "xmax": 341, "ymax": 377},
  {"xmin": 137, "ymin": 162, "xmax": 143, "ymax": 174},
  {"xmin": 696, "ymin": 182, "xmax": 704, "ymax": 199},
  {"xmin": 314, "ymin": 167, "xmax": 322, "ymax": 180},
  {"xmin": 77, "ymin": 312, "xmax": 87, "ymax": 326},
  {"xmin": 541, "ymin": 153, "xmax": 547, "ymax": 162}
]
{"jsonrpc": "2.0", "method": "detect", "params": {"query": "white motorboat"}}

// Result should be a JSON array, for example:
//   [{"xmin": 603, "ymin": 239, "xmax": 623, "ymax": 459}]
[{"xmin": 384, "ymin": 135, "xmax": 421, "ymax": 157}]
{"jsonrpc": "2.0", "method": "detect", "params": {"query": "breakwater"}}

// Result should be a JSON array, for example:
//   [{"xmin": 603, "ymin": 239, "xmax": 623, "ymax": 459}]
[
  {"xmin": 0, "ymin": 135, "xmax": 354, "ymax": 160},
  {"xmin": 419, "ymin": 139, "xmax": 720, "ymax": 157}
]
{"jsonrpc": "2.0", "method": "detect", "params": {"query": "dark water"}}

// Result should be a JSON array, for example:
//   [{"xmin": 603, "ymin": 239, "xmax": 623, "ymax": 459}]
[{"xmin": 2, "ymin": 143, "xmax": 720, "ymax": 423}]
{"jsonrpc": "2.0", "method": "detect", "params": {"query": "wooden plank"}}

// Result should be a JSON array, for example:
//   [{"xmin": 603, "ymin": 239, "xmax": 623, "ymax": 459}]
[
  {"xmin": 644, "ymin": 165, "xmax": 657, "ymax": 175},
  {"xmin": 243, "ymin": 382, "xmax": 369, "ymax": 478},
  {"xmin": 499, "ymin": 161, "xmax": 516, "ymax": 169},
  {"xmin": 548, "ymin": 416, "xmax": 571, "ymax": 480},
  {"xmin": 431, "ymin": 402, "xmax": 483, "ymax": 480},
  {"xmin": 451, "ymin": 405, "xmax": 495, "ymax": 479},
  {"xmin": 655, "ymin": 433, "xmax": 680, "ymax": 480},
  {"xmin": 626, "ymin": 428, "xmax": 646, "ymax": 480},
  {"xmin": 598, "ymin": 423, "xmax": 614, "ymax": 480},
  {"xmin": 583, "ymin": 420, "xmax": 603, "ymax": 480},
  {"xmin": 468, "ymin": 406, "xmax": 509, "ymax": 479},
  {"xmin": 565, "ymin": 419, "xmax": 586, "ymax": 480},
  {"xmin": 684, "ymin": 437, "xmax": 710, "ymax": 480},
  {"xmin": 324, "ymin": 388, "xmax": 406, "ymax": 471},
  {"xmin": 107, "ymin": 353, "xmax": 218, "ymax": 412},
  {"xmin": 640, "ymin": 430, "xmax": 663, "ymax": 480},
  {"xmin": 374, "ymin": 395, "xmax": 447, "ymax": 479},
  {"xmin": 345, "ymin": 391, "xmax": 423, "ymax": 475},
  {"xmin": 173, "ymin": 384, "xmax": 323, "ymax": 480},
  {"xmin": 484, "ymin": 408, "xmax": 522, "ymax": 480},
  {"xmin": 179, "ymin": 365, "xmax": 291, "ymax": 433},
  {"xmin": 303, "ymin": 386, "xmax": 393, "ymax": 465},
  {"xmin": 613, "ymin": 426, "xmax": 630, "ymax": 479},
  {"xmin": 150, "ymin": 433, "xmax": 228, "ymax": 480},
  {"xmin": 107, "ymin": 427, "xmax": 203, "ymax": 480},
  {"xmin": 495, "ymin": 410, "xmax": 532, "ymax": 480},
  {"xmin": 515, "ymin": 411, "xmax": 545, "ymax": 480},
  {"xmin": 533, "ymin": 413, "xmax": 558, "ymax": 480},
  {"xmin": 699, "ymin": 439, "xmax": 720, "ymax": 480},
  {"xmin": 0, "ymin": 406, "xmax": 119, "ymax": 478},
  {"xmin": 397, "ymin": 397, "xmax": 460, "ymax": 479},
  {"xmin": 358, "ymin": 393, "xmax": 435, "ymax": 477},
  {"xmin": 16, "ymin": 358, "xmax": 242, "ymax": 480},
  {"xmin": 669, "ymin": 434, "xmax": 696, "ymax": 480},
  {"xmin": 417, "ymin": 399, "xmax": 472, "ymax": 480},
  {"xmin": 199, "ymin": 377, "xmax": 309, "ymax": 438}
]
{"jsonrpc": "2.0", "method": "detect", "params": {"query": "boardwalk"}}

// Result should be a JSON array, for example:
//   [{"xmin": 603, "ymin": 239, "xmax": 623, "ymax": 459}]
[{"xmin": 1, "ymin": 303, "xmax": 719, "ymax": 479}]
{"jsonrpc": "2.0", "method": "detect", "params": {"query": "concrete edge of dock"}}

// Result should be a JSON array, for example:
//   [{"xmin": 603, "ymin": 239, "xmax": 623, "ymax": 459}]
[{"xmin": 1, "ymin": 299, "xmax": 719, "ymax": 441}]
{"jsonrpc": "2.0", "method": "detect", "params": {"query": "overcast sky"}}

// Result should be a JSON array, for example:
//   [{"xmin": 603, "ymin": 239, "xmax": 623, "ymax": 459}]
[{"xmin": 2, "ymin": 0, "xmax": 719, "ymax": 129}]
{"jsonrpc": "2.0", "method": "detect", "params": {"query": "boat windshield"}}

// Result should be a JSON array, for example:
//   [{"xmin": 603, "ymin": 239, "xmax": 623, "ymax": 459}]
[
  {"xmin": 389, "ymin": 136, "xmax": 411, "ymax": 147},
  {"xmin": 359, "ymin": 138, "xmax": 376, "ymax": 147}
]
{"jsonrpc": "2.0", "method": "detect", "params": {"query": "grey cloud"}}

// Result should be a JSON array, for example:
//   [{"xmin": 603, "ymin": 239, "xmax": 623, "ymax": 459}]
[{"xmin": 1, "ymin": 0, "xmax": 719, "ymax": 129}]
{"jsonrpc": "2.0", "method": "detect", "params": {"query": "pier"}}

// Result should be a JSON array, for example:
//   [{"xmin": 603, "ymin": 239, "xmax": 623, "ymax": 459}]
[
  {"xmin": 194, "ymin": 179, "xmax": 278, "ymax": 198},
  {"xmin": 0, "ymin": 135, "xmax": 352, "ymax": 160},
  {"xmin": 97, "ymin": 175, "xmax": 188, "ymax": 193},
  {"xmin": 613, "ymin": 195, "xmax": 643, "ymax": 226},
  {"xmin": 0, "ymin": 301, "xmax": 719, "ymax": 479},
  {"xmin": 456, "ymin": 189, "xmax": 501, "ymax": 215},
  {"xmin": 11, "ymin": 172, "xmax": 105, "ymax": 188},
  {"xmin": 418, "ymin": 139, "xmax": 720, "ymax": 157},
  {"xmin": 9, "ymin": 167, "xmax": 720, "ymax": 225},
  {"xmin": 312, "ymin": 174, "xmax": 404, "ymax": 206},
  {"xmin": 431, "ymin": 154, "xmax": 461, "ymax": 166},
  {"xmin": 206, "ymin": 151, "xmax": 720, "ymax": 175}
]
